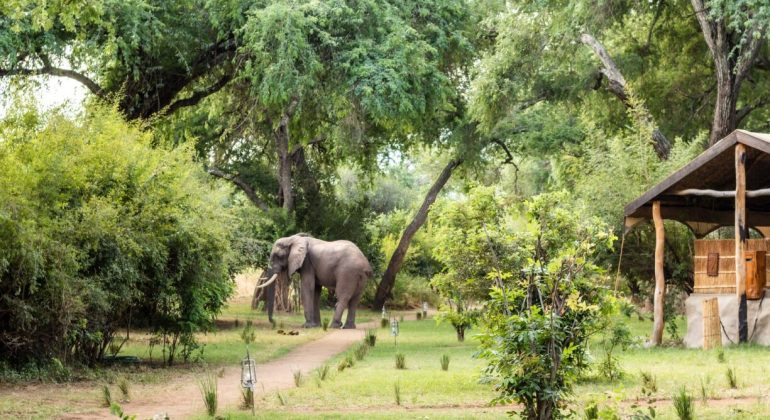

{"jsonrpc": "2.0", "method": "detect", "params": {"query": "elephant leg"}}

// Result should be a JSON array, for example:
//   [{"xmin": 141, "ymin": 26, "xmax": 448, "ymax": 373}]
[
  {"xmin": 313, "ymin": 286, "xmax": 322, "ymax": 325},
  {"xmin": 301, "ymin": 273, "xmax": 319, "ymax": 328},
  {"xmin": 343, "ymin": 291, "xmax": 362, "ymax": 329},
  {"xmin": 331, "ymin": 296, "xmax": 349, "ymax": 329}
]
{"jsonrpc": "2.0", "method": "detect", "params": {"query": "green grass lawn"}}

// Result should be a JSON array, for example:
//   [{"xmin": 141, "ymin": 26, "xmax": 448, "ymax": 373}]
[{"xmin": 212, "ymin": 314, "xmax": 770, "ymax": 419}]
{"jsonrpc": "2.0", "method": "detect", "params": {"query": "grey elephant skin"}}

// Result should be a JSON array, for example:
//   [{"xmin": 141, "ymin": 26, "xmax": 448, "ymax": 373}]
[{"xmin": 256, "ymin": 234, "xmax": 372, "ymax": 329}]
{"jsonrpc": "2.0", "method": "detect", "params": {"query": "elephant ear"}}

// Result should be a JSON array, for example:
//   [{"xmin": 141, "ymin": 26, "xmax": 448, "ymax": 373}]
[{"xmin": 288, "ymin": 236, "xmax": 308, "ymax": 276}]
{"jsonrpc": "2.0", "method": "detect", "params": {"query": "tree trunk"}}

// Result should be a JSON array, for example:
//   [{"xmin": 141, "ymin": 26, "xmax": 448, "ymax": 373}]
[
  {"xmin": 710, "ymin": 73, "xmax": 739, "ymax": 145},
  {"xmin": 275, "ymin": 99, "xmax": 299, "ymax": 212},
  {"xmin": 373, "ymin": 159, "xmax": 463, "ymax": 309}
]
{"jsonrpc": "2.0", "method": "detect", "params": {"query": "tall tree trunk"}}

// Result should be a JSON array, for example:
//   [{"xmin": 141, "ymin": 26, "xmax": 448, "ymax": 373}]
[
  {"xmin": 373, "ymin": 159, "xmax": 463, "ymax": 309},
  {"xmin": 275, "ymin": 98, "xmax": 299, "ymax": 212},
  {"xmin": 690, "ymin": 0, "xmax": 765, "ymax": 146}
]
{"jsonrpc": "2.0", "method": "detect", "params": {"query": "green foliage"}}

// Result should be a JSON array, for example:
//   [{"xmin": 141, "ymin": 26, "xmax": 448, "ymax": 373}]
[
  {"xmin": 640, "ymin": 371, "xmax": 657, "ymax": 394},
  {"xmin": 117, "ymin": 377, "xmax": 130, "ymax": 402},
  {"xmin": 0, "ymin": 104, "xmax": 234, "ymax": 367},
  {"xmin": 322, "ymin": 318, "xmax": 330, "ymax": 331},
  {"xmin": 440, "ymin": 354, "xmax": 450, "ymax": 371},
  {"xmin": 477, "ymin": 192, "xmax": 616, "ymax": 419},
  {"xmin": 598, "ymin": 322, "xmax": 632, "ymax": 381}
]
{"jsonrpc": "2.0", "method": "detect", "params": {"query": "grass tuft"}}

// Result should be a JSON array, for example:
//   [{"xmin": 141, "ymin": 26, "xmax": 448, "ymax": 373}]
[
  {"xmin": 394, "ymin": 381, "xmax": 401, "ymax": 406},
  {"xmin": 315, "ymin": 364, "xmax": 329, "ymax": 381},
  {"xmin": 117, "ymin": 377, "xmax": 130, "ymax": 402},
  {"xmin": 716, "ymin": 348, "xmax": 725, "ymax": 363},
  {"xmin": 380, "ymin": 318, "xmax": 389, "ymax": 328},
  {"xmin": 354, "ymin": 342, "xmax": 369, "ymax": 361},
  {"xmin": 241, "ymin": 387, "xmax": 253, "ymax": 409},
  {"xmin": 293, "ymin": 369, "xmax": 303, "ymax": 387},
  {"xmin": 198, "ymin": 373, "xmax": 218, "ymax": 417},
  {"xmin": 322, "ymin": 317, "xmax": 330, "ymax": 331},
  {"xmin": 395, "ymin": 352, "xmax": 406, "ymax": 369},
  {"xmin": 440, "ymin": 354, "xmax": 450, "ymax": 371},
  {"xmin": 416, "ymin": 312, "xmax": 422, "ymax": 320},
  {"xmin": 640, "ymin": 370, "xmax": 657, "ymax": 394},
  {"xmin": 277, "ymin": 391, "xmax": 287, "ymax": 406},
  {"xmin": 365, "ymin": 329, "xmax": 377, "ymax": 347},
  {"xmin": 700, "ymin": 376, "xmax": 710, "ymax": 403},
  {"xmin": 673, "ymin": 386, "xmax": 694, "ymax": 420},
  {"xmin": 101, "ymin": 385, "xmax": 112, "ymax": 408},
  {"xmin": 726, "ymin": 366, "xmax": 737, "ymax": 389}
]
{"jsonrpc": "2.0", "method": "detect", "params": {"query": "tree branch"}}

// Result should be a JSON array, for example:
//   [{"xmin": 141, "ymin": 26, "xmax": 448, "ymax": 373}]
[
  {"xmin": 290, "ymin": 134, "xmax": 326, "ymax": 158},
  {"xmin": 580, "ymin": 33, "xmax": 671, "ymax": 160},
  {"xmin": 163, "ymin": 73, "xmax": 232, "ymax": 116},
  {"xmin": 0, "ymin": 57, "xmax": 105, "ymax": 98},
  {"xmin": 736, "ymin": 98, "xmax": 770, "ymax": 126},
  {"xmin": 207, "ymin": 167, "xmax": 270, "ymax": 211}
]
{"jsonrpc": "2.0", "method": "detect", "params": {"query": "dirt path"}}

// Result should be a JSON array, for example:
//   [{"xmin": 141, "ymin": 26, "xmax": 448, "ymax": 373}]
[{"xmin": 62, "ymin": 325, "xmax": 372, "ymax": 420}]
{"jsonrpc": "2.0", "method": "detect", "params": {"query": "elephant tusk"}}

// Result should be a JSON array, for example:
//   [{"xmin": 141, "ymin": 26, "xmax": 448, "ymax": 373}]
[{"xmin": 255, "ymin": 273, "xmax": 278, "ymax": 289}]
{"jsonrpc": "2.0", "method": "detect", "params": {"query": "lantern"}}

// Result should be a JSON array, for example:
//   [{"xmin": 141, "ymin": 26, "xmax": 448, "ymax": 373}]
[
  {"xmin": 390, "ymin": 319, "xmax": 399, "ymax": 336},
  {"xmin": 381, "ymin": 305, "xmax": 387, "ymax": 319},
  {"xmin": 241, "ymin": 349, "xmax": 257, "ymax": 414},
  {"xmin": 422, "ymin": 301, "xmax": 428, "ymax": 318}
]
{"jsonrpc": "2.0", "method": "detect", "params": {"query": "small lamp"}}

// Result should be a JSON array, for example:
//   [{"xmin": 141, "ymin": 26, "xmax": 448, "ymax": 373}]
[{"xmin": 381, "ymin": 305, "xmax": 387, "ymax": 319}]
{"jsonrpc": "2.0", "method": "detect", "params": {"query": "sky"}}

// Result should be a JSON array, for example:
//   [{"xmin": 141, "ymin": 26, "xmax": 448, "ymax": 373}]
[{"xmin": 0, "ymin": 76, "xmax": 86, "ymax": 117}]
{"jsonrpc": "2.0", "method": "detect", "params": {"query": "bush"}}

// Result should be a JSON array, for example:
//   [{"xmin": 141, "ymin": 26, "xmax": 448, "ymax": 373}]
[
  {"xmin": 365, "ymin": 330, "xmax": 377, "ymax": 347},
  {"xmin": 673, "ymin": 386, "xmax": 694, "ymax": 420},
  {"xmin": 440, "ymin": 354, "xmax": 450, "ymax": 371},
  {"xmin": 0, "ymin": 105, "xmax": 235, "ymax": 367},
  {"xmin": 477, "ymin": 193, "xmax": 616, "ymax": 419},
  {"xmin": 395, "ymin": 353, "xmax": 406, "ymax": 369}
]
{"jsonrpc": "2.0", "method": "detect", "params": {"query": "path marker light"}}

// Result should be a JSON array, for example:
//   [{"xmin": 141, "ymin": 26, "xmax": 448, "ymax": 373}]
[
  {"xmin": 422, "ymin": 302, "xmax": 428, "ymax": 319},
  {"xmin": 241, "ymin": 349, "xmax": 257, "ymax": 415},
  {"xmin": 390, "ymin": 318, "xmax": 399, "ymax": 346}
]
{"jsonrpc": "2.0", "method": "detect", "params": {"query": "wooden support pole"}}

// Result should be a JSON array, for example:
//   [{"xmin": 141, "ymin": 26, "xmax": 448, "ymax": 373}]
[
  {"xmin": 651, "ymin": 200, "xmax": 666, "ymax": 346},
  {"xmin": 703, "ymin": 297, "xmax": 722, "ymax": 350},
  {"xmin": 736, "ymin": 144, "xmax": 748, "ymax": 343}
]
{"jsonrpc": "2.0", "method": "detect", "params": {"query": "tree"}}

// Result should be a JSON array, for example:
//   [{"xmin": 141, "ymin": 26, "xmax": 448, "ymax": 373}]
[{"xmin": 690, "ymin": 0, "xmax": 770, "ymax": 145}]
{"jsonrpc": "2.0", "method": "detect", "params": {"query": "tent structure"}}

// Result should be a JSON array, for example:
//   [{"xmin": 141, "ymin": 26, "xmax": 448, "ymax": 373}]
[{"xmin": 624, "ymin": 130, "xmax": 770, "ymax": 347}]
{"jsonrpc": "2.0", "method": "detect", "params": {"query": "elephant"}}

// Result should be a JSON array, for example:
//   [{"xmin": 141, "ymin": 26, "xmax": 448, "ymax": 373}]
[{"xmin": 254, "ymin": 234, "xmax": 372, "ymax": 329}]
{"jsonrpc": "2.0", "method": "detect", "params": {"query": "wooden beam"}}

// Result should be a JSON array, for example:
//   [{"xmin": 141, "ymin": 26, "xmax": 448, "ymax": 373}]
[
  {"xmin": 672, "ymin": 188, "xmax": 770, "ymax": 198},
  {"xmin": 651, "ymin": 200, "xmax": 666, "ymax": 346},
  {"xmin": 736, "ymin": 144, "xmax": 748, "ymax": 343}
]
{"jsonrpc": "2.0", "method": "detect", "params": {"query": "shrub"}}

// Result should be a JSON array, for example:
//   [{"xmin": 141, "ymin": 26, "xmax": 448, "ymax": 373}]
[
  {"xmin": 716, "ymin": 348, "xmax": 725, "ymax": 363},
  {"xmin": 395, "ymin": 353, "xmax": 406, "ymax": 369},
  {"xmin": 0, "ymin": 105, "xmax": 235, "ymax": 367},
  {"xmin": 598, "ymin": 322, "xmax": 632, "ymax": 381},
  {"xmin": 673, "ymin": 387, "xmax": 694, "ymax": 420},
  {"xmin": 199, "ymin": 373, "xmax": 218, "ymax": 416},
  {"xmin": 417, "ymin": 312, "xmax": 422, "ymax": 320},
  {"xmin": 476, "ymin": 193, "xmax": 616, "ymax": 419},
  {"xmin": 322, "ymin": 318, "xmax": 330, "ymax": 331},
  {"xmin": 380, "ymin": 318, "xmax": 389, "ymax": 328},
  {"xmin": 440, "ymin": 354, "xmax": 450, "ymax": 371}
]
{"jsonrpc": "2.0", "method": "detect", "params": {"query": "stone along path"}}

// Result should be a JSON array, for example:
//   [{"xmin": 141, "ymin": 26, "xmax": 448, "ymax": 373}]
[{"xmin": 62, "ymin": 325, "xmax": 372, "ymax": 419}]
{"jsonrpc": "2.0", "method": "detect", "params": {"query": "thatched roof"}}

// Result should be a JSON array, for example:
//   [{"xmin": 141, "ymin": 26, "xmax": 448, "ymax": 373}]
[{"xmin": 624, "ymin": 130, "xmax": 770, "ymax": 237}]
